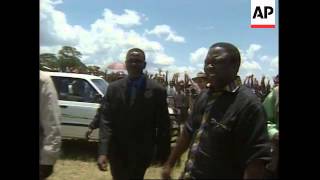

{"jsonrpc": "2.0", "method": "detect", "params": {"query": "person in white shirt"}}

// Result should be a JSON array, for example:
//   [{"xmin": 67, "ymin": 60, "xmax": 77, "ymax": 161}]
[{"xmin": 39, "ymin": 71, "xmax": 62, "ymax": 180}]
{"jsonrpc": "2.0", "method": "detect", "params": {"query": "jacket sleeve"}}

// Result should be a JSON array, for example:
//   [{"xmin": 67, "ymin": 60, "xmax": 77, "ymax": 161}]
[
  {"xmin": 263, "ymin": 88, "xmax": 278, "ymax": 139},
  {"xmin": 98, "ymin": 85, "xmax": 113, "ymax": 155},
  {"xmin": 235, "ymin": 103, "xmax": 271, "ymax": 167},
  {"xmin": 89, "ymin": 106, "xmax": 102, "ymax": 130},
  {"xmin": 40, "ymin": 74, "xmax": 62, "ymax": 165},
  {"xmin": 154, "ymin": 87, "xmax": 171, "ymax": 164}
]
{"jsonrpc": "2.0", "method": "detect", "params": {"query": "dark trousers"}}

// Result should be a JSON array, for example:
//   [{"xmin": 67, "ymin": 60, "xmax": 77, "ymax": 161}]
[{"xmin": 109, "ymin": 155, "xmax": 150, "ymax": 180}]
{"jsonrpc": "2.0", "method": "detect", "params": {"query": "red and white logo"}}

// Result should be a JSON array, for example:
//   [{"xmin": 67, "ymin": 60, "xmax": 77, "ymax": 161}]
[{"xmin": 251, "ymin": 0, "xmax": 276, "ymax": 28}]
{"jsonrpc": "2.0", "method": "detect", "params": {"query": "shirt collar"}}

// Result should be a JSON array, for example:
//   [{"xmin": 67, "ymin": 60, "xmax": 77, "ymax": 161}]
[
  {"xmin": 223, "ymin": 76, "xmax": 242, "ymax": 93},
  {"xmin": 129, "ymin": 74, "xmax": 143, "ymax": 82},
  {"xmin": 128, "ymin": 74, "xmax": 145, "ymax": 88}
]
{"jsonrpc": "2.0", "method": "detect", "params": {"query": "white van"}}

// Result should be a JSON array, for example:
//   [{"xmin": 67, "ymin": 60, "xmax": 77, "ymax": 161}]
[{"xmin": 45, "ymin": 72, "xmax": 108, "ymax": 140}]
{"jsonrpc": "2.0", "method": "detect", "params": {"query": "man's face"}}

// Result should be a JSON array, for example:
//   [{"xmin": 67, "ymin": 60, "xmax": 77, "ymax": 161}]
[
  {"xmin": 204, "ymin": 46, "xmax": 236, "ymax": 89},
  {"xmin": 125, "ymin": 52, "xmax": 146, "ymax": 78},
  {"xmin": 176, "ymin": 84, "xmax": 182, "ymax": 92},
  {"xmin": 195, "ymin": 78, "xmax": 207, "ymax": 90}
]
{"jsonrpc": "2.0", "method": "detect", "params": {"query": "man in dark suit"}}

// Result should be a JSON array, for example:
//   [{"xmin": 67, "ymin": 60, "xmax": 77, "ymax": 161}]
[{"xmin": 97, "ymin": 48, "xmax": 171, "ymax": 180}]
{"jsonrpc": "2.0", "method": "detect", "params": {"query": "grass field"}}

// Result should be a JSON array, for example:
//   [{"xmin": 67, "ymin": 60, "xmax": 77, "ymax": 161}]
[{"xmin": 47, "ymin": 140, "xmax": 187, "ymax": 180}]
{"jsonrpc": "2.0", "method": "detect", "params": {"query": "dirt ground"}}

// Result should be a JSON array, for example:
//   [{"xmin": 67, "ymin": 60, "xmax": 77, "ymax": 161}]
[{"xmin": 47, "ymin": 140, "xmax": 187, "ymax": 180}]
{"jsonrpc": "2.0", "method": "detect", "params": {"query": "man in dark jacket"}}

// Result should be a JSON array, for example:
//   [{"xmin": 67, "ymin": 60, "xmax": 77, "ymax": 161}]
[
  {"xmin": 97, "ymin": 48, "xmax": 171, "ymax": 179},
  {"xmin": 162, "ymin": 42, "xmax": 271, "ymax": 179}
]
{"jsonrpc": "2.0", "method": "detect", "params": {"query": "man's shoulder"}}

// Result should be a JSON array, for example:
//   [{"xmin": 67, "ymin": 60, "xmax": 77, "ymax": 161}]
[
  {"xmin": 198, "ymin": 89, "xmax": 209, "ymax": 99},
  {"xmin": 40, "ymin": 71, "xmax": 52, "ymax": 84},
  {"xmin": 273, "ymin": 86, "xmax": 279, "ymax": 94},
  {"xmin": 236, "ymin": 85, "xmax": 261, "ymax": 106},
  {"xmin": 193, "ymin": 89, "xmax": 209, "ymax": 106},
  {"xmin": 108, "ymin": 78, "xmax": 127, "ymax": 88},
  {"xmin": 40, "ymin": 71, "xmax": 55, "ymax": 91}
]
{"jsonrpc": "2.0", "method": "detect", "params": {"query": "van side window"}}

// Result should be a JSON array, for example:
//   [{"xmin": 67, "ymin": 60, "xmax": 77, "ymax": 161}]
[{"xmin": 51, "ymin": 76, "xmax": 99, "ymax": 103}]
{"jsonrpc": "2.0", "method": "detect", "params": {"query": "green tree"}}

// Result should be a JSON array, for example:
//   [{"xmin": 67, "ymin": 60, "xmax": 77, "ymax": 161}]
[
  {"xmin": 87, "ymin": 65, "xmax": 101, "ymax": 75},
  {"xmin": 57, "ymin": 46, "xmax": 87, "ymax": 72},
  {"xmin": 39, "ymin": 53, "xmax": 59, "ymax": 71}
]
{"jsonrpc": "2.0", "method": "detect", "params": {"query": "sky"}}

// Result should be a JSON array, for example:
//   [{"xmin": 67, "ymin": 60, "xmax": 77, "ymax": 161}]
[{"xmin": 40, "ymin": 0, "xmax": 278, "ymax": 81}]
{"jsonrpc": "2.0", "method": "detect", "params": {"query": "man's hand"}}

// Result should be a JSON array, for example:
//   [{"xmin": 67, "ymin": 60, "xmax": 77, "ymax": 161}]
[
  {"xmin": 40, "ymin": 165, "xmax": 53, "ymax": 179},
  {"xmin": 85, "ymin": 128, "xmax": 93, "ymax": 140},
  {"xmin": 97, "ymin": 155, "xmax": 109, "ymax": 171},
  {"xmin": 161, "ymin": 164, "xmax": 173, "ymax": 179}
]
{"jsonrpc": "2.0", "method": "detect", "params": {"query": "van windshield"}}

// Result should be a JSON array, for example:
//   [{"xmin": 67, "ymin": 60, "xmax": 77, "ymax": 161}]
[{"xmin": 92, "ymin": 79, "xmax": 108, "ymax": 95}]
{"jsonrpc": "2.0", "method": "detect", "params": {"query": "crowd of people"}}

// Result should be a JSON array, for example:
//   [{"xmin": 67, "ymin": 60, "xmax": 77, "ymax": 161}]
[
  {"xmin": 243, "ymin": 74, "xmax": 279, "ymax": 102},
  {"xmin": 40, "ymin": 42, "xmax": 279, "ymax": 179}
]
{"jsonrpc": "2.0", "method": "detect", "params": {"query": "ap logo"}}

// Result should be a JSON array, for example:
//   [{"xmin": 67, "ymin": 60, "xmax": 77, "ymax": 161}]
[{"xmin": 251, "ymin": 0, "xmax": 276, "ymax": 28}]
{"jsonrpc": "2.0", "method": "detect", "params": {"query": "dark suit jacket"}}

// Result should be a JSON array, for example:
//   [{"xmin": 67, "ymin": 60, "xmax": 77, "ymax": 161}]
[{"xmin": 98, "ymin": 75, "xmax": 171, "ymax": 165}]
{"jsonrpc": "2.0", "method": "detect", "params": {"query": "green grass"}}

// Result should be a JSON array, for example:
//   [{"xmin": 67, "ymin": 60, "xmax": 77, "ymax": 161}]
[{"xmin": 48, "ymin": 140, "xmax": 187, "ymax": 180}]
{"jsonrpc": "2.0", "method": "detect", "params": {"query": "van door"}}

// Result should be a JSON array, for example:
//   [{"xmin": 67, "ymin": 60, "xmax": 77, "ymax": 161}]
[{"xmin": 51, "ymin": 76, "xmax": 101, "ymax": 140}]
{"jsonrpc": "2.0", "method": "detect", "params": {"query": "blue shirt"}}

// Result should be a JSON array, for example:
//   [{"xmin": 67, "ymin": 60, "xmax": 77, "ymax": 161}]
[{"xmin": 127, "ymin": 75, "xmax": 145, "ymax": 105}]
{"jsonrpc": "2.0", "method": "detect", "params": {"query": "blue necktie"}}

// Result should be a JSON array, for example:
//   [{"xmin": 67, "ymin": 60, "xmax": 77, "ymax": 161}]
[{"xmin": 129, "ymin": 83, "xmax": 137, "ymax": 106}]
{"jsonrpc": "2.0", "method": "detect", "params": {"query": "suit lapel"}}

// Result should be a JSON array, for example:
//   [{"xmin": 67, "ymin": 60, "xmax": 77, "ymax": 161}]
[{"xmin": 119, "ymin": 77, "xmax": 129, "ymax": 106}]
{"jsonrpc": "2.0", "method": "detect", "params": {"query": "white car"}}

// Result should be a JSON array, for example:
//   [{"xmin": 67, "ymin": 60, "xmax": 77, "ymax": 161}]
[{"xmin": 45, "ymin": 72, "xmax": 108, "ymax": 140}]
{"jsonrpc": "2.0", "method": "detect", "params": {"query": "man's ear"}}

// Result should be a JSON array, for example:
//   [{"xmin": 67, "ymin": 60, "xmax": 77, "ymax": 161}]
[
  {"xmin": 143, "ymin": 62, "xmax": 146, "ymax": 69},
  {"xmin": 232, "ymin": 65, "xmax": 239, "ymax": 76},
  {"xmin": 125, "ymin": 60, "xmax": 129, "ymax": 69}
]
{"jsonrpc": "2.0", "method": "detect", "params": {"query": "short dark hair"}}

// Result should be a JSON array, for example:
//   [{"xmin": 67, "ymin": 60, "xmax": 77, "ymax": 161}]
[
  {"xmin": 126, "ymin": 48, "xmax": 145, "ymax": 60},
  {"xmin": 210, "ymin": 42, "xmax": 241, "ymax": 71}
]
